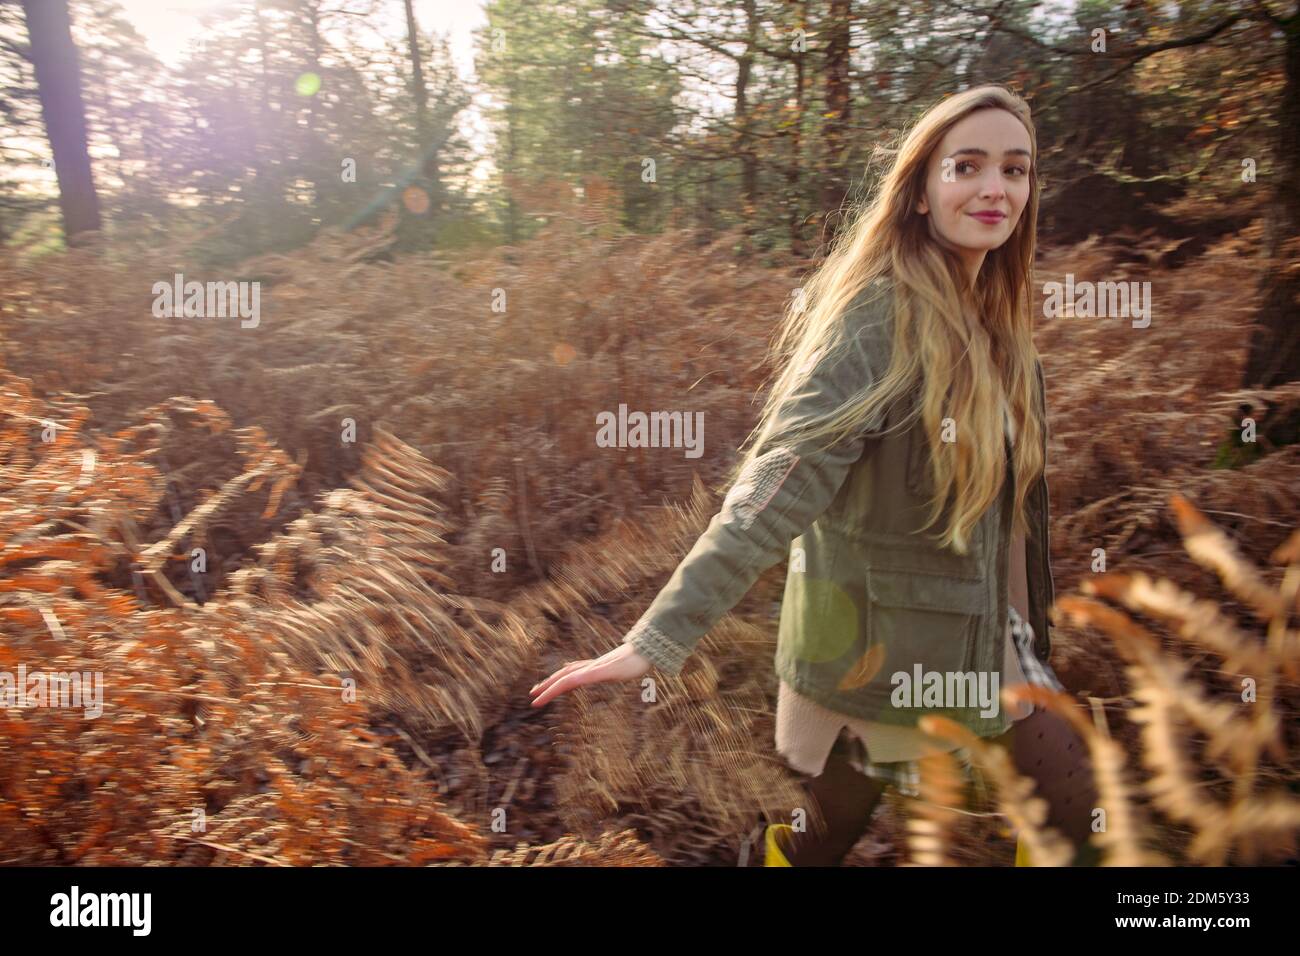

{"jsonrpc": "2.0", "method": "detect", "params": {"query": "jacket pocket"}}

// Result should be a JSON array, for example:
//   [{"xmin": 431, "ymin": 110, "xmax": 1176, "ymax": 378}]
[{"xmin": 865, "ymin": 567, "xmax": 987, "ymax": 686}]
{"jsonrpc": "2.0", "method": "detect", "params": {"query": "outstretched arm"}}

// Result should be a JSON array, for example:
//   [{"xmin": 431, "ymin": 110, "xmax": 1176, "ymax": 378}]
[{"xmin": 625, "ymin": 287, "xmax": 895, "ymax": 676}]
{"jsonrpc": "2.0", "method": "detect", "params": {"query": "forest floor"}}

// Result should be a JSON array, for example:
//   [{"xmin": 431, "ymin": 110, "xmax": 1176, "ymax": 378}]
[{"xmin": 1, "ymin": 211, "xmax": 1296, "ymax": 866}]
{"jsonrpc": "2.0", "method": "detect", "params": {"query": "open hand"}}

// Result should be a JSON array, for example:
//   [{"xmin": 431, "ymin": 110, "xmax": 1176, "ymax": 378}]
[{"xmin": 529, "ymin": 642, "xmax": 653, "ymax": 708}]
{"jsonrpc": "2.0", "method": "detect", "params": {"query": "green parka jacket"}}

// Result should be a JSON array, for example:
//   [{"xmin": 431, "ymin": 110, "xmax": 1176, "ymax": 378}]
[{"xmin": 623, "ymin": 274, "xmax": 1056, "ymax": 738}]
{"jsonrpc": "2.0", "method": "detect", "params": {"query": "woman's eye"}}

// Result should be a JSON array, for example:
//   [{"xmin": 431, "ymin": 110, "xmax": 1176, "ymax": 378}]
[{"xmin": 954, "ymin": 160, "xmax": 1026, "ymax": 176}]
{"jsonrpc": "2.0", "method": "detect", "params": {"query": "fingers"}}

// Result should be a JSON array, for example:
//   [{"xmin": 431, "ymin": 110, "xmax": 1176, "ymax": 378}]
[
  {"xmin": 531, "ymin": 666, "xmax": 596, "ymax": 707},
  {"xmin": 529, "ymin": 660, "xmax": 594, "ymax": 707},
  {"xmin": 530, "ymin": 659, "xmax": 588, "ymax": 697},
  {"xmin": 530, "ymin": 643, "xmax": 650, "ymax": 708}
]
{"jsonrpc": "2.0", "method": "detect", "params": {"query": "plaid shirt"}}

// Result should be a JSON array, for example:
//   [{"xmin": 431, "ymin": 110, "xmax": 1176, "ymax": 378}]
[{"xmin": 834, "ymin": 605, "xmax": 1065, "ymax": 797}]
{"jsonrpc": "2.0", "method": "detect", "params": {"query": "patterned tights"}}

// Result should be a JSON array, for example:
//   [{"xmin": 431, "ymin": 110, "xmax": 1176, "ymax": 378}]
[{"xmin": 776, "ymin": 706, "xmax": 1100, "ymax": 866}]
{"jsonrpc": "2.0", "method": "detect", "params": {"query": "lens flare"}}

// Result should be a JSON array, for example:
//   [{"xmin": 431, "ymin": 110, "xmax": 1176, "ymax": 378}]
[{"xmin": 401, "ymin": 187, "xmax": 430, "ymax": 215}]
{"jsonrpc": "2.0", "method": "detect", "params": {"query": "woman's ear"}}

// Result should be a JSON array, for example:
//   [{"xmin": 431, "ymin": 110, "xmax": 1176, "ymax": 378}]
[{"xmin": 916, "ymin": 196, "xmax": 929, "ymax": 215}]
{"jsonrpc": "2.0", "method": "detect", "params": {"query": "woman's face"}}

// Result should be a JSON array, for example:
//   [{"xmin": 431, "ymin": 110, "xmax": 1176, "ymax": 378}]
[{"xmin": 915, "ymin": 107, "xmax": 1032, "ymax": 281}]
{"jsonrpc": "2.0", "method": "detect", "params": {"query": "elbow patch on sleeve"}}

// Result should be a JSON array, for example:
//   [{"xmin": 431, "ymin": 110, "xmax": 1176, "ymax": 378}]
[{"xmin": 721, "ymin": 446, "xmax": 800, "ymax": 531}]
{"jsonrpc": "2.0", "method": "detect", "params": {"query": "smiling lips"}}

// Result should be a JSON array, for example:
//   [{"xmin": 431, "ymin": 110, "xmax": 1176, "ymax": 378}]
[{"xmin": 969, "ymin": 210, "xmax": 1006, "ymax": 224}]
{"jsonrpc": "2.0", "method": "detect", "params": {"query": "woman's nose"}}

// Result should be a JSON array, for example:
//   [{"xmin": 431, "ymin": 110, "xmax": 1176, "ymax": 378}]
[{"xmin": 979, "ymin": 174, "xmax": 1007, "ymax": 200}]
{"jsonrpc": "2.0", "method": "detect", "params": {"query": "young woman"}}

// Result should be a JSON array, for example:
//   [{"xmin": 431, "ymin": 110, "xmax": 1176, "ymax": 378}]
[{"xmin": 530, "ymin": 85, "xmax": 1099, "ymax": 867}]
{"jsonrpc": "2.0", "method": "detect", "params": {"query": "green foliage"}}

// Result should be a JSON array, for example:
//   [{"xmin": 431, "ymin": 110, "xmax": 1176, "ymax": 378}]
[{"xmin": 0, "ymin": 0, "xmax": 1288, "ymax": 262}]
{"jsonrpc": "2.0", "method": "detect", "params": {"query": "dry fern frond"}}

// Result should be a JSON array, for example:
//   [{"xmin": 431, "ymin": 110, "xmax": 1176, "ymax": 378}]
[
  {"xmin": 903, "ymin": 747, "xmax": 965, "ymax": 867},
  {"xmin": 430, "ymin": 828, "xmax": 666, "ymax": 867},
  {"xmin": 1054, "ymin": 496, "xmax": 1300, "ymax": 865},
  {"xmin": 1062, "ymin": 592, "xmax": 1286, "ymax": 771},
  {"xmin": 1168, "ymin": 494, "xmax": 1291, "ymax": 624},
  {"xmin": 918, "ymin": 715, "xmax": 1077, "ymax": 867},
  {"xmin": 1081, "ymin": 572, "xmax": 1294, "ymax": 678},
  {"xmin": 551, "ymin": 615, "xmax": 808, "ymax": 866},
  {"xmin": 1003, "ymin": 685, "xmax": 1169, "ymax": 867},
  {"xmin": 0, "ymin": 380, "xmax": 490, "ymax": 866}
]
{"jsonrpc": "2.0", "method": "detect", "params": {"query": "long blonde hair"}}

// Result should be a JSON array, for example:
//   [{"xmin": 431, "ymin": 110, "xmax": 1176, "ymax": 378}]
[{"xmin": 716, "ymin": 84, "xmax": 1046, "ymax": 555}]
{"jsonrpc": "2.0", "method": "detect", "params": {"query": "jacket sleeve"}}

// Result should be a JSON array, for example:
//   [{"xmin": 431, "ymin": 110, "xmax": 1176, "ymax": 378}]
[{"xmin": 623, "ymin": 287, "xmax": 894, "ymax": 676}]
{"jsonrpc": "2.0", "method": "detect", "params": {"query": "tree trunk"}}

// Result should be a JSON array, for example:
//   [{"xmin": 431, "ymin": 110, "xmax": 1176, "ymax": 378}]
[
  {"xmin": 787, "ymin": 1, "xmax": 808, "ymax": 257},
  {"xmin": 404, "ymin": 0, "xmax": 428, "ymax": 140},
  {"xmin": 504, "ymin": 69, "xmax": 519, "ymax": 246},
  {"xmin": 1241, "ymin": 12, "xmax": 1300, "ymax": 445},
  {"xmin": 819, "ymin": 0, "xmax": 852, "ymax": 237},
  {"xmin": 736, "ymin": 0, "xmax": 759, "ymax": 250},
  {"xmin": 1242, "ymin": 13, "xmax": 1300, "ymax": 390},
  {"xmin": 21, "ymin": 0, "xmax": 102, "ymax": 246}
]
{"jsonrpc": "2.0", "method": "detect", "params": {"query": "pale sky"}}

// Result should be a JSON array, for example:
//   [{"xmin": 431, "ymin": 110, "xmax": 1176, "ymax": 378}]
[
  {"xmin": 114, "ymin": 0, "xmax": 484, "ymax": 75},
  {"xmin": 113, "ymin": 0, "xmax": 493, "ymax": 183}
]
